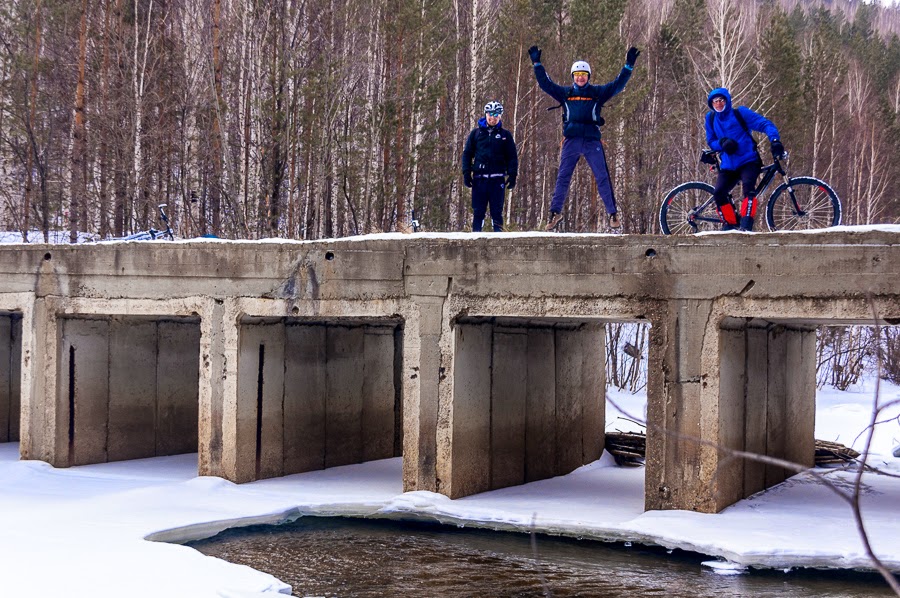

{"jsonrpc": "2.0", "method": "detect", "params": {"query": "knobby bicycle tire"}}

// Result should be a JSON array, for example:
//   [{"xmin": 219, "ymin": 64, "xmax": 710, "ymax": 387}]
[
  {"xmin": 765, "ymin": 176, "xmax": 841, "ymax": 232},
  {"xmin": 659, "ymin": 181, "xmax": 717, "ymax": 235}
]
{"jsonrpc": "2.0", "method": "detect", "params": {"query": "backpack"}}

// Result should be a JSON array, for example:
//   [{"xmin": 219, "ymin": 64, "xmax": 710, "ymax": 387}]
[{"xmin": 706, "ymin": 108, "xmax": 759, "ymax": 155}]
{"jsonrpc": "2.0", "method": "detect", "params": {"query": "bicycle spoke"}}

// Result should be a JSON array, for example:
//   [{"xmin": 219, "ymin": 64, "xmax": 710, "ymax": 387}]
[
  {"xmin": 767, "ymin": 178, "xmax": 841, "ymax": 231},
  {"xmin": 659, "ymin": 182, "xmax": 718, "ymax": 235}
]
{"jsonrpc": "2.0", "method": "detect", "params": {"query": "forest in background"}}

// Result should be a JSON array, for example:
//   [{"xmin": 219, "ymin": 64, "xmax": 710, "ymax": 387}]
[{"xmin": 0, "ymin": 0, "xmax": 898, "ymax": 241}]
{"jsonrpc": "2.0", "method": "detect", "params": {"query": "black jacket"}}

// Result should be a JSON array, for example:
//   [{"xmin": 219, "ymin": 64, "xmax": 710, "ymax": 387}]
[
  {"xmin": 461, "ymin": 118, "xmax": 518, "ymax": 178},
  {"xmin": 533, "ymin": 63, "xmax": 633, "ymax": 140}
]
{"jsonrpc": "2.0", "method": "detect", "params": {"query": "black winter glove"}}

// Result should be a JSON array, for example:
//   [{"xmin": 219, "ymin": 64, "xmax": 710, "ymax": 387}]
[
  {"xmin": 528, "ymin": 45, "xmax": 541, "ymax": 64},
  {"xmin": 770, "ymin": 139, "xmax": 785, "ymax": 159},
  {"xmin": 464, "ymin": 172, "xmax": 473, "ymax": 188},
  {"xmin": 626, "ymin": 46, "xmax": 640, "ymax": 68},
  {"xmin": 507, "ymin": 175, "xmax": 516, "ymax": 189},
  {"xmin": 720, "ymin": 137, "xmax": 738, "ymax": 154}
]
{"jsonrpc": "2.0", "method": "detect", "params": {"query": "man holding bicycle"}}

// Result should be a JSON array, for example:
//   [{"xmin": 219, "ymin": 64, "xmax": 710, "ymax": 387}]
[{"xmin": 705, "ymin": 87, "xmax": 785, "ymax": 231}]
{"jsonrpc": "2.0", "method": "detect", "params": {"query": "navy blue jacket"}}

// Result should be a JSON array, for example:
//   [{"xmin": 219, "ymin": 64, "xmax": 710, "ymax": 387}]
[
  {"xmin": 461, "ymin": 118, "xmax": 518, "ymax": 178},
  {"xmin": 705, "ymin": 87, "xmax": 780, "ymax": 171},
  {"xmin": 533, "ymin": 62, "xmax": 633, "ymax": 140}
]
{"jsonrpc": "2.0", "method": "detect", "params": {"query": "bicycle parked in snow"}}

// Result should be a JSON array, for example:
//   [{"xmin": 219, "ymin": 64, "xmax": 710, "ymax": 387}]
[
  {"xmin": 112, "ymin": 204, "xmax": 175, "ymax": 241},
  {"xmin": 658, "ymin": 150, "xmax": 842, "ymax": 235}
]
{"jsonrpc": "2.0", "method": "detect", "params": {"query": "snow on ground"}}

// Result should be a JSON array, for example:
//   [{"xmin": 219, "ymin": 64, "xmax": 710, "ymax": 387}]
[{"xmin": 0, "ymin": 381, "xmax": 898, "ymax": 597}]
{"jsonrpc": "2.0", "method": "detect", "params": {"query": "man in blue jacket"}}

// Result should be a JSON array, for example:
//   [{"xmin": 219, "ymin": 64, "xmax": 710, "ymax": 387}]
[
  {"xmin": 528, "ymin": 45, "xmax": 639, "ymax": 231},
  {"xmin": 461, "ymin": 101, "xmax": 519, "ymax": 232},
  {"xmin": 705, "ymin": 87, "xmax": 785, "ymax": 231}
]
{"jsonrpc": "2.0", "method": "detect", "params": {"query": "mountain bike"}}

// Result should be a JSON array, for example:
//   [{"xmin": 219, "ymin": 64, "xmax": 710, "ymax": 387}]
[
  {"xmin": 114, "ymin": 204, "xmax": 175, "ymax": 241},
  {"xmin": 659, "ymin": 150, "xmax": 841, "ymax": 234}
]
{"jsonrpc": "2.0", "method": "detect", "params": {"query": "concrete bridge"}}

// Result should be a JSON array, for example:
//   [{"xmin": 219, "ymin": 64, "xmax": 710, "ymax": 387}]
[{"xmin": 1, "ymin": 231, "xmax": 898, "ymax": 513}]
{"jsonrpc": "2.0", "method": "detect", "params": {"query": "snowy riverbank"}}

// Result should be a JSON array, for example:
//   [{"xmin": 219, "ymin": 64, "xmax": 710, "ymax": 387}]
[{"xmin": 0, "ymin": 381, "xmax": 898, "ymax": 597}]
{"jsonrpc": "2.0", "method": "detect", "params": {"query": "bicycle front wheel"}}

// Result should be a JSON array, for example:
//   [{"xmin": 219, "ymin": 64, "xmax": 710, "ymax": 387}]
[
  {"xmin": 659, "ymin": 181, "xmax": 718, "ymax": 235},
  {"xmin": 765, "ymin": 177, "xmax": 841, "ymax": 232}
]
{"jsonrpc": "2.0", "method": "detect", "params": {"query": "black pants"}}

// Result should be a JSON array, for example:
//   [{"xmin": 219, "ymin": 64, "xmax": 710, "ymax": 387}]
[
  {"xmin": 712, "ymin": 159, "xmax": 761, "ymax": 211},
  {"xmin": 472, "ymin": 177, "xmax": 505, "ymax": 232}
]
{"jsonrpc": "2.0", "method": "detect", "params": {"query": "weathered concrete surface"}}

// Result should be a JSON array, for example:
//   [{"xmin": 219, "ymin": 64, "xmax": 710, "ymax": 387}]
[
  {"xmin": 0, "ymin": 312, "xmax": 22, "ymax": 442},
  {"xmin": 2, "ymin": 231, "xmax": 900, "ymax": 512}
]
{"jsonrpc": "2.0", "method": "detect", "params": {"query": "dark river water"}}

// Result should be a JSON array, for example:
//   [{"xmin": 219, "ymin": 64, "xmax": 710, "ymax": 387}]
[{"xmin": 188, "ymin": 517, "xmax": 893, "ymax": 597}]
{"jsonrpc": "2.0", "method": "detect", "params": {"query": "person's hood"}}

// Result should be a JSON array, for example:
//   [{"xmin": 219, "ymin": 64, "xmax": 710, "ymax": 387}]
[
  {"xmin": 707, "ymin": 87, "xmax": 733, "ymax": 112},
  {"xmin": 478, "ymin": 117, "xmax": 503, "ymax": 129}
]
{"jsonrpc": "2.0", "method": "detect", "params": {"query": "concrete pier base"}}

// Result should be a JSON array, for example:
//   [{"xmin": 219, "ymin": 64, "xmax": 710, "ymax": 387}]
[
  {"xmin": 441, "ymin": 319, "xmax": 605, "ymax": 499},
  {"xmin": 233, "ymin": 319, "xmax": 402, "ymax": 483},
  {"xmin": 647, "ymin": 300, "xmax": 817, "ymax": 513},
  {"xmin": 56, "ymin": 316, "xmax": 200, "ymax": 466},
  {"xmin": 0, "ymin": 313, "xmax": 22, "ymax": 442}
]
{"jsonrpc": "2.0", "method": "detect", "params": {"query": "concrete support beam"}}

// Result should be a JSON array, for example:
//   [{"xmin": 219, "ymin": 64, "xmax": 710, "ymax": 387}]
[
  {"xmin": 157, "ymin": 321, "xmax": 201, "ymax": 456},
  {"xmin": 284, "ymin": 324, "xmax": 326, "ymax": 474},
  {"xmin": 0, "ymin": 314, "xmax": 19, "ymax": 443},
  {"xmin": 490, "ymin": 326, "xmax": 527, "ymax": 490},
  {"xmin": 232, "ymin": 319, "xmax": 401, "ymax": 483},
  {"xmin": 443, "ymin": 320, "xmax": 606, "ymax": 499},
  {"xmin": 648, "ymin": 306, "xmax": 818, "ymax": 513},
  {"xmin": 525, "ymin": 328, "xmax": 556, "ymax": 482},
  {"xmin": 646, "ymin": 300, "xmax": 709, "ymax": 512},
  {"xmin": 108, "ymin": 319, "xmax": 157, "ymax": 461},
  {"xmin": 404, "ymin": 296, "xmax": 445, "ymax": 493}
]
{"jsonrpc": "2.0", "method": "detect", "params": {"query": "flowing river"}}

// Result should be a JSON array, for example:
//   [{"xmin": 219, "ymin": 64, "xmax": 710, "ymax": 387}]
[{"xmin": 188, "ymin": 517, "xmax": 892, "ymax": 597}]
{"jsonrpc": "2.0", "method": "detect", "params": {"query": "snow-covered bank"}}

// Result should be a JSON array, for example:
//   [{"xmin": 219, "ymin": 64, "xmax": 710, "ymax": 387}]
[{"xmin": 0, "ymin": 382, "xmax": 897, "ymax": 597}]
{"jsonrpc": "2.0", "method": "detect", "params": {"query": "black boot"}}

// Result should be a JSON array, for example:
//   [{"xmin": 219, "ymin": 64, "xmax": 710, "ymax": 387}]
[{"xmin": 739, "ymin": 216, "xmax": 754, "ymax": 231}]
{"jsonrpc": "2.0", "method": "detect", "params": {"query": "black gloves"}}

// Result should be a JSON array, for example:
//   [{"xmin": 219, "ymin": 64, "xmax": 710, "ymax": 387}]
[
  {"xmin": 626, "ymin": 47, "xmax": 640, "ymax": 68},
  {"xmin": 770, "ymin": 139, "xmax": 785, "ymax": 159},
  {"xmin": 720, "ymin": 137, "xmax": 738, "ymax": 154},
  {"xmin": 507, "ymin": 175, "xmax": 516, "ymax": 189},
  {"xmin": 528, "ymin": 45, "xmax": 541, "ymax": 64},
  {"xmin": 464, "ymin": 172, "xmax": 473, "ymax": 188}
]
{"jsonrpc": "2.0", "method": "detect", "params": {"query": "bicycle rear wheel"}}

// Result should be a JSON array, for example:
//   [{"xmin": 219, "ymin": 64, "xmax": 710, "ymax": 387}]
[
  {"xmin": 765, "ymin": 176, "xmax": 841, "ymax": 231},
  {"xmin": 659, "ymin": 181, "xmax": 718, "ymax": 235}
]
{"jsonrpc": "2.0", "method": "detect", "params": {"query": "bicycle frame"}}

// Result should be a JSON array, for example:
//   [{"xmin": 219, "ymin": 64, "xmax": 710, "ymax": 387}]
[{"xmin": 686, "ymin": 153, "xmax": 787, "ymax": 232}]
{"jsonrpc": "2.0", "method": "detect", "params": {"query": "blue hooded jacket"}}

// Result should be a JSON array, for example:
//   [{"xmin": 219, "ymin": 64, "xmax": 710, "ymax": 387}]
[{"xmin": 706, "ymin": 87, "xmax": 780, "ymax": 171}]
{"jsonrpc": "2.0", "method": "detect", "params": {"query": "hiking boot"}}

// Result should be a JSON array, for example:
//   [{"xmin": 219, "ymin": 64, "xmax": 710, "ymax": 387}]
[
  {"xmin": 608, "ymin": 213, "xmax": 621, "ymax": 230},
  {"xmin": 739, "ymin": 216, "xmax": 754, "ymax": 232},
  {"xmin": 545, "ymin": 211, "xmax": 563, "ymax": 231},
  {"xmin": 722, "ymin": 222, "xmax": 738, "ymax": 231}
]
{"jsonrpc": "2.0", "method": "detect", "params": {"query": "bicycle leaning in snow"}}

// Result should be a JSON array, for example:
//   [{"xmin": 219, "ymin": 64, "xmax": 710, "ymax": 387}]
[
  {"xmin": 658, "ymin": 150, "xmax": 842, "ymax": 235},
  {"xmin": 113, "ymin": 204, "xmax": 175, "ymax": 241}
]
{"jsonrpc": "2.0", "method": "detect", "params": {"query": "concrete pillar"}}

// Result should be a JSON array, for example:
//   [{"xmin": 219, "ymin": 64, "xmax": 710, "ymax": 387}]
[
  {"xmin": 284, "ymin": 324, "xmax": 326, "ymax": 474},
  {"xmin": 404, "ymin": 296, "xmax": 444, "ymax": 492},
  {"xmin": 581, "ymin": 324, "xmax": 606, "ymax": 465},
  {"xmin": 765, "ymin": 326, "xmax": 816, "ymax": 485},
  {"xmin": 156, "ymin": 320, "xmax": 201, "ymax": 456},
  {"xmin": 10, "ymin": 315, "xmax": 21, "ymax": 443},
  {"xmin": 490, "ymin": 326, "xmax": 527, "ymax": 489},
  {"xmin": 199, "ymin": 299, "xmax": 230, "ymax": 477},
  {"xmin": 525, "ymin": 328, "xmax": 556, "ymax": 482},
  {"xmin": 743, "ymin": 326, "xmax": 769, "ymax": 497},
  {"xmin": 0, "ymin": 315, "xmax": 11, "ymax": 442},
  {"xmin": 717, "ymin": 325, "xmax": 748, "ymax": 510},
  {"xmin": 236, "ymin": 322, "xmax": 285, "ymax": 482},
  {"xmin": 444, "ymin": 320, "xmax": 607, "ymax": 499},
  {"xmin": 362, "ymin": 326, "xmax": 397, "ymax": 462},
  {"xmin": 646, "ymin": 300, "xmax": 710, "ymax": 512},
  {"xmin": 19, "ymin": 299, "xmax": 62, "ymax": 465},
  {"xmin": 107, "ymin": 319, "xmax": 157, "ymax": 461},
  {"xmin": 324, "ymin": 326, "xmax": 365, "ymax": 467},
  {"xmin": 60, "ymin": 318, "xmax": 110, "ymax": 466},
  {"xmin": 555, "ymin": 326, "xmax": 584, "ymax": 475},
  {"xmin": 448, "ymin": 323, "xmax": 492, "ymax": 498}
]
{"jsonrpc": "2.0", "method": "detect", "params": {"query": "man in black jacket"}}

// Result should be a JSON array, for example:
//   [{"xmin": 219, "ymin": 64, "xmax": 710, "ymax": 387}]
[{"xmin": 461, "ymin": 101, "xmax": 519, "ymax": 232}]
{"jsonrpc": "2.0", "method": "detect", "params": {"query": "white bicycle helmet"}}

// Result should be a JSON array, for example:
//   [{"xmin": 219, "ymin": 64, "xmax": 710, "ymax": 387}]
[
  {"xmin": 483, "ymin": 101, "xmax": 503, "ymax": 116},
  {"xmin": 570, "ymin": 60, "xmax": 592, "ymax": 77}
]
